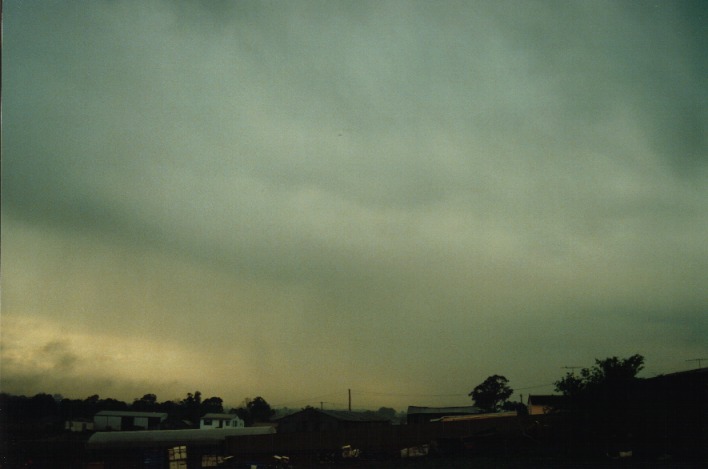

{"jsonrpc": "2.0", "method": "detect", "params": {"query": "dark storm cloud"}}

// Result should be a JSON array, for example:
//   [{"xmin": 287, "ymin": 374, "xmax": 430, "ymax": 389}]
[{"xmin": 2, "ymin": 0, "xmax": 706, "ymax": 406}]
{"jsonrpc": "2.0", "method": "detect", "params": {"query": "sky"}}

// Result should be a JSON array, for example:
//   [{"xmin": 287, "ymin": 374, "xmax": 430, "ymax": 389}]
[{"xmin": 2, "ymin": 0, "xmax": 707, "ymax": 411}]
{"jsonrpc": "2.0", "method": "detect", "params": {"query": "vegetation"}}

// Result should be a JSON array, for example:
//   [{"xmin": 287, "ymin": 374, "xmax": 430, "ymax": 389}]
[
  {"xmin": 468, "ymin": 375, "xmax": 513, "ymax": 412},
  {"xmin": 229, "ymin": 396, "xmax": 275, "ymax": 425},
  {"xmin": 3, "ymin": 354, "xmax": 706, "ymax": 464},
  {"xmin": 554, "ymin": 354, "xmax": 645, "ymax": 398}
]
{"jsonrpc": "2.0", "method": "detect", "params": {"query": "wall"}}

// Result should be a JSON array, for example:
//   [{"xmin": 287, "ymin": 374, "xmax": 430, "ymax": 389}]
[{"xmin": 93, "ymin": 415, "xmax": 122, "ymax": 431}]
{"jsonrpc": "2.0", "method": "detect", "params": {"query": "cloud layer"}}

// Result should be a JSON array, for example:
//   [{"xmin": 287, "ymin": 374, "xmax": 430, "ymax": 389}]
[{"xmin": 2, "ymin": 0, "xmax": 706, "ymax": 409}]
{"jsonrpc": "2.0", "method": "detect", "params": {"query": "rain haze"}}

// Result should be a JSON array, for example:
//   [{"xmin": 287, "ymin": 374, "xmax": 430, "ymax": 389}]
[{"xmin": 2, "ymin": 0, "xmax": 707, "ymax": 410}]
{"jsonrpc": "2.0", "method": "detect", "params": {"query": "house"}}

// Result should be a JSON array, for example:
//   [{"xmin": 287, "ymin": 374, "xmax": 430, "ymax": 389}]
[
  {"xmin": 632, "ymin": 367, "xmax": 708, "ymax": 459},
  {"xmin": 93, "ymin": 410, "xmax": 167, "ymax": 431},
  {"xmin": 275, "ymin": 408, "xmax": 391, "ymax": 433},
  {"xmin": 199, "ymin": 413, "xmax": 244, "ymax": 429},
  {"xmin": 526, "ymin": 395, "xmax": 566, "ymax": 415},
  {"xmin": 406, "ymin": 406, "xmax": 481, "ymax": 424}
]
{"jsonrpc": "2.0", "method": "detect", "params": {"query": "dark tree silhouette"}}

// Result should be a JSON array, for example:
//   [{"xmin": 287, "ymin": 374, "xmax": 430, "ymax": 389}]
[
  {"xmin": 469, "ymin": 375, "xmax": 513, "ymax": 412},
  {"xmin": 179, "ymin": 391, "xmax": 203, "ymax": 425},
  {"xmin": 201, "ymin": 396, "xmax": 224, "ymax": 414},
  {"xmin": 555, "ymin": 354, "xmax": 644, "ymax": 398},
  {"xmin": 553, "ymin": 354, "xmax": 646, "ymax": 458},
  {"xmin": 132, "ymin": 393, "xmax": 158, "ymax": 412},
  {"xmin": 247, "ymin": 396, "xmax": 274, "ymax": 423}
]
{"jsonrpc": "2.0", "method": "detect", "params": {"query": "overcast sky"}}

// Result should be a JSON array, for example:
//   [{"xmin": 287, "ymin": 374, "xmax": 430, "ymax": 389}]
[{"xmin": 2, "ymin": 0, "xmax": 706, "ymax": 411}]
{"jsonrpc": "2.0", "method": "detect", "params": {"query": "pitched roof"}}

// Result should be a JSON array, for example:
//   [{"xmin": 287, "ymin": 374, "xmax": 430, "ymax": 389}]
[
  {"xmin": 318, "ymin": 409, "xmax": 389, "ymax": 422},
  {"xmin": 275, "ymin": 408, "xmax": 389, "ymax": 423}
]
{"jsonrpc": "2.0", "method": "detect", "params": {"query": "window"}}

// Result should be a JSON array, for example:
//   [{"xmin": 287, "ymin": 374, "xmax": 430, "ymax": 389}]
[
  {"xmin": 168, "ymin": 445, "xmax": 187, "ymax": 469},
  {"xmin": 224, "ymin": 420, "xmax": 230, "ymax": 426},
  {"xmin": 203, "ymin": 419, "xmax": 212, "ymax": 426},
  {"xmin": 201, "ymin": 455, "xmax": 226, "ymax": 467}
]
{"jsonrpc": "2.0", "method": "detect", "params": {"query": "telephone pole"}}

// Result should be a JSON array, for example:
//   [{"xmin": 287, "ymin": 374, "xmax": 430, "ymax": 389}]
[{"xmin": 348, "ymin": 389, "xmax": 351, "ymax": 411}]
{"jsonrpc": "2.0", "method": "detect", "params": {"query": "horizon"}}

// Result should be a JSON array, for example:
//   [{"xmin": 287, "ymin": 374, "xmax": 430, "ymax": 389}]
[{"xmin": 2, "ymin": 0, "xmax": 706, "ymax": 412}]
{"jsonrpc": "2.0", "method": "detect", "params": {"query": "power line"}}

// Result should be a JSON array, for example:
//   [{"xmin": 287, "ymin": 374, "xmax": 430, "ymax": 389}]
[
  {"xmin": 514, "ymin": 383, "xmax": 555, "ymax": 391},
  {"xmin": 686, "ymin": 358, "xmax": 708, "ymax": 369},
  {"xmin": 272, "ymin": 392, "xmax": 342, "ymax": 408},
  {"xmin": 351, "ymin": 390, "xmax": 466, "ymax": 398}
]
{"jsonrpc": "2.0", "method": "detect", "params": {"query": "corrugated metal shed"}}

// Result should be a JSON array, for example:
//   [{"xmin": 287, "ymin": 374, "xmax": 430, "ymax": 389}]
[
  {"xmin": 407, "ymin": 406, "xmax": 480, "ymax": 415},
  {"xmin": 406, "ymin": 406, "xmax": 481, "ymax": 424},
  {"xmin": 93, "ymin": 411, "xmax": 168, "ymax": 418},
  {"xmin": 201, "ymin": 413, "xmax": 238, "ymax": 419},
  {"xmin": 87, "ymin": 427, "xmax": 275, "ymax": 449}
]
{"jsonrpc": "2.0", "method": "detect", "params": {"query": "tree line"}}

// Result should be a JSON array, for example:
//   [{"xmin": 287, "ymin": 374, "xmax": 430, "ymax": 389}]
[
  {"xmin": 0, "ymin": 390, "xmax": 277, "ymax": 431},
  {"xmin": 468, "ymin": 354, "xmax": 646, "ymax": 414}
]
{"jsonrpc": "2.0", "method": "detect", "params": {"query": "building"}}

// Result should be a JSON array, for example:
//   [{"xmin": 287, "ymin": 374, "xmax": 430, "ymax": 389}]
[
  {"xmin": 64, "ymin": 418, "xmax": 94, "ymax": 432},
  {"xmin": 526, "ymin": 395, "xmax": 566, "ymax": 415},
  {"xmin": 406, "ymin": 406, "xmax": 481, "ymax": 424},
  {"xmin": 275, "ymin": 408, "xmax": 391, "ymax": 433},
  {"xmin": 199, "ymin": 413, "xmax": 245, "ymax": 429},
  {"xmin": 93, "ymin": 410, "xmax": 168, "ymax": 431},
  {"xmin": 87, "ymin": 427, "xmax": 275, "ymax": 468}
]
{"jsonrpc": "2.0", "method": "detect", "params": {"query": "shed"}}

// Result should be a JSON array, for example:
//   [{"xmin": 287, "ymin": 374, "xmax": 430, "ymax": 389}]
[
  {"xmin": 87, "ymin": 427, "xmax": 275, "ymax": 468},
  {"xmin": 93, "ymin": 410, "xmax": 167, "ymax": 431},
  {"xmin": 275, "ymin": 408, "xmax": 391, "ymax": 433},
  {"xmin": 406, "ymin": 406, "xmax": 481, "ymax": 424}
]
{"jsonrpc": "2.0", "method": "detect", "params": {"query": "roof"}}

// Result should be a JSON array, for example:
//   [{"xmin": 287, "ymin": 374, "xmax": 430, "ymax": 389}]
[
  {"xmin": 407, "ymin": 406, "xmax": 481, "ymax": 415},
  {"xmin": 647, "ymin": 367, "xmax": 708, "ymax": 380},
  {"xmin": 94, "ymin": 411, "xmax": 168, "ymax": 418},
  {"xmin": 87, "ymin": 427, "xmax": 274, "ymax": 449},
  {"xmin": 435, "ymin": 411, "xmax": 517, "ymax": 422},
  {"xmin": 201, "ymin": 413, "xmax": 241, "ymax": 420},
  {"xmin": 318, "ymin": 409, "xmax": 389, "ymax": 422},
  {"xmin": 275, "ymin": 408, "xmax": 389, "ymax": 423}
]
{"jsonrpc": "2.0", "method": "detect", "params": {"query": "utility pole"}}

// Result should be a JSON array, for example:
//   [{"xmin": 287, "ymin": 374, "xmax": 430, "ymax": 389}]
[
  {"xmin": 348, "ymin": 389, "xmax": 351, "ymax": 412},
  {"xmin": 686, "ymin": 358, "xmax": 708, "ymax": 369},
  {"xmin": 320, "ymin": 402, "xmax": 323, "ymax": 410}
]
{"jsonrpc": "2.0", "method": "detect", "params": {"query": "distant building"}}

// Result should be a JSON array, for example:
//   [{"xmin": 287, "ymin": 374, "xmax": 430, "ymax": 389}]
[
  {"xmin": 275, "ymin": 408, "xmax": 391, "ymax": 433},
  {"xmin": 406, "ymin": 406, "xmax": 481, "ymax": 424},
  {"xmin": 64, "ymin": 418, "xmax": 94, "ymax": 432},
  {"xmin": 199, "ymin": 413, "xmax": 244, "ymax": 430},
  {"xmin": 93, "ymin": 410, "xmax": 167, "ymax": 431},
  {"xmin": 526, "ymin": 395, "xmax": 566, "ymax": 415}
]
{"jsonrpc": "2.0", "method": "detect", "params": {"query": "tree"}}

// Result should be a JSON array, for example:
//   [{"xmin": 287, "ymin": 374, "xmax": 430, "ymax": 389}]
[
  {"xmin": 469, "ymin": 375, "xmax": 513, "ymax": 412},
  {"xmin": 179, "ymin": 391, "xmax": 203, "ymax": 425},
  {"xmin": 132, "ymin": 393, "xmax": 158, "ymax": 412},
  {"xmin": 554, "ymin": 354, "xmax": 645, "ymax": 397},
  {"xmin": 247, "ymin": 396, "xmax": 274, "ymax": 423},
  {"xmin": 376, "ymin": 407, "xmax": 397, "ymax": 422},
  {"xmin": 201, "ymin": 396, "xmax": 224, "ymax": 414},
  {"xmin": 553, "ymin": 355, "xmax": 646, "ymax": 457}
]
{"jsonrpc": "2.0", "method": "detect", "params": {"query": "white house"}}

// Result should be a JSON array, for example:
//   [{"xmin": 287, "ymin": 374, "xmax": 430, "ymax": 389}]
[
  {"xmin": 199, "ymin": 413, "xmax": 244, "ymax": 429},
  {"xmin": 93, "ymin": 410, "xmax": 168, "ymax": 431}
]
